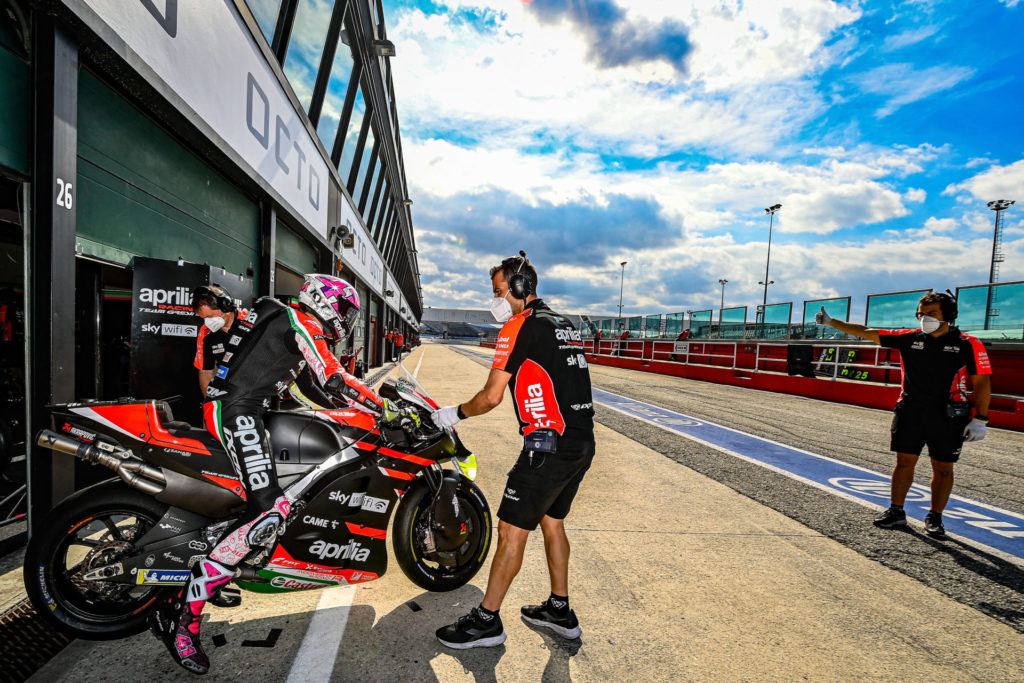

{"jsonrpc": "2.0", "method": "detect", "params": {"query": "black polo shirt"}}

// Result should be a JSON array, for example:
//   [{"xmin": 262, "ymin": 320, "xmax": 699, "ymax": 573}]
[
  {"xmin": 878, "ymin": 326, "xmax": 992, "ymax": 407},
  {"xmin": 194, "ymin": 326, "xmax": 229, "ymax": 371},
  {"xmin": 492, "ymin": 299, "xmax": 595, "ymax": 442}
]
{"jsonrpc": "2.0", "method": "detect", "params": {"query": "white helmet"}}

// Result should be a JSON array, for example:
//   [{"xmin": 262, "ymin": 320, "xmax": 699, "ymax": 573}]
[{"xmin": 298, "ymin": 274, "xmax": 360, "ymax": 341}]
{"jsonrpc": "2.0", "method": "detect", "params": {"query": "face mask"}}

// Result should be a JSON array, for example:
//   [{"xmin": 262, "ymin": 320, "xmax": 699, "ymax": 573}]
[
  {"xmin": 204, "ymin": 316, "xmax": 226, "ymax": 333},
  {"xmin": 919, "ymin": 315, "xmax": 942, "ymax": 334},
  {"xmin": 490, "ymin": 293, "xmax": 513, "ymax": 323}
]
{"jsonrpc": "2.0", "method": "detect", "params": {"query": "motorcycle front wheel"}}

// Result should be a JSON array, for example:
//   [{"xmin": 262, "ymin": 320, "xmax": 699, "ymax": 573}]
[
  {"xmin": 23, "ymin": 479, "xmax": 172, "ymax": 639},
  {"xmin": 393, "ymin": 476, "xmax": 492, "ymax": 592}
]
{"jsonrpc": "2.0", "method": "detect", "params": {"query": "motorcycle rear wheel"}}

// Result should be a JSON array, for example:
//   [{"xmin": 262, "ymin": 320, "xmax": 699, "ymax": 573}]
[
  {"xmin": 393, "ymin": 476, "xmax": 492, "ymax": 592},
  {"xmin": 23, "ymin": 479, "xmax": 172, "ymax": 640}
]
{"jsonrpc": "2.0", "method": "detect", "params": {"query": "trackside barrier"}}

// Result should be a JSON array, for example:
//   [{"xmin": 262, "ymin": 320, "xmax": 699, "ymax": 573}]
[{"xmin": 479, "ymin": 337, "xmax": 1024, "ymax": 432}]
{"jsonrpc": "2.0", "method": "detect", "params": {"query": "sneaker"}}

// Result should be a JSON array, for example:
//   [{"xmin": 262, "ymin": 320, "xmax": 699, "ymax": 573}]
[
  {"xmin": 924, "ymin": 512, "xmax": 946, "ymax": 538},
  {"xmin": 521, "ymin": 599, "xmax": 582, "ymax": 639},
  {"xmin": 209, "ymin": 586, "xmax": 241, "ymax": 608},
  {"xmin": 436, "ymin": 607, "xmax": 507, "ymax": 649},
  {"xmin": 873, "ymin": 506, "xmax": 907, "ymax": 529},
  {"xmin": 148, "ymin": 595, "xmax": 210, "ymax": 675}
]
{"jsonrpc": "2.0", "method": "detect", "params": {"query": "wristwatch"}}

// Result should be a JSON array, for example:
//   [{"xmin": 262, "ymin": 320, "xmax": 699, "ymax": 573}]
[
  {"xmin": 975, "ymin": 414, "xmax": 988, "ymax": 422},
  {"xmin": 456, "ymin": 404, "xmax": 468, "ymax": 420}
]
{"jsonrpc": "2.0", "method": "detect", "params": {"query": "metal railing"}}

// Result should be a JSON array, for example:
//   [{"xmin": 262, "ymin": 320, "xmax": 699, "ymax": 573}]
[{"xmin": 485, "ymin": 336, "xmax": 905, "ymax": 386}]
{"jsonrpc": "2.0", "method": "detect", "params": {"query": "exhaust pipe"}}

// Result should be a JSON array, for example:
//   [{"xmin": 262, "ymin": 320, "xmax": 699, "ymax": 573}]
[
  {"xmin": 37, "ymin": 429, "xmax": 165, "ymax": 495},
  {"xmin": 36, "ymin": 429, "xmax": 244, "ymax": 516}
]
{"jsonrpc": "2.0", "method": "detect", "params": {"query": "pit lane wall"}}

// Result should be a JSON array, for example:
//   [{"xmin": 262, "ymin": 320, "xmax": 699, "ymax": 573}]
[{"xmin": 479, "ymin": 338, "xmax": 1024, "ymax": 432}]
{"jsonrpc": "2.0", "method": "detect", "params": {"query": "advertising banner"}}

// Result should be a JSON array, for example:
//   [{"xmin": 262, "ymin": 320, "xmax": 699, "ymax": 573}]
[{"xmin": 129, "ymin": 257, "xmax": 252, "ymax": 425}]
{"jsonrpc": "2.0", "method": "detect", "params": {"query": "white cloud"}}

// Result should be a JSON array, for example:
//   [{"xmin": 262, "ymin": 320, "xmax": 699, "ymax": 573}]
[
  {"xmin": 943, "ymin": 159, "xmax": 1024, "ymax": 202},
  {"xmin": 853, "ymin": 62, "xmax": 975, "ymax": 118},
  {"xmin": 390, "ymin": 1, "xmax": 859, "ymax": 157},
  {"xmin": 405, "ymin": 139, "xmax": 942, "ymax": 235},
  {"xmin": 881, "ymin": 24, "xmax": 941, "ymax": 51}
]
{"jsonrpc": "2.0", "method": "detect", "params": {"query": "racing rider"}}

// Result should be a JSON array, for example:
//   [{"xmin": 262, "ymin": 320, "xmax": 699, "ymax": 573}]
[{"xmin": 150, "ymin": 274, "xmax": 408, "ymax": 675}]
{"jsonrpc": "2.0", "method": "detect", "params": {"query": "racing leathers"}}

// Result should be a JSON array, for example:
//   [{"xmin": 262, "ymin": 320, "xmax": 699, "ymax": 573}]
[{"xmin": 152, "ymin": 296, "xmax": 383, "ymax": 674}]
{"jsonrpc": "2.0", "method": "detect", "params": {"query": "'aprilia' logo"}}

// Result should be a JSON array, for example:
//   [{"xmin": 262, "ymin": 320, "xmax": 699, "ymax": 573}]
[{"xmin": 310, "ymin": 539, "xmax": 370, "ymax": 562}]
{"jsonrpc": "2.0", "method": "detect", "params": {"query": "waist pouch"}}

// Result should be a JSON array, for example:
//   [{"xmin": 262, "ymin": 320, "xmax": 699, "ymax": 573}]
[
  {"xmin": 945, "ymin": 401, "xmax": 971, "ymax": 421},
  {"xmin": 524, "ymin": 429, "xmax": 558, "ymax": 453}
]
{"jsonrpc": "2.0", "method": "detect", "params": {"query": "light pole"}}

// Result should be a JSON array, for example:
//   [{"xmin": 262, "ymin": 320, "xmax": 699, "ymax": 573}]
[
  {"xmin": 762, "ymin": 204, "xmax": 781, "ymax": 309},
  {"xmin": 718, "ymin": 278, "xmax": 728, "ymax": 310},
  {"xmin": 617, "ymin": 261, "xmax": 627, "ymax": 330},
  {"xmin": 985, "ymin": 199, "xmax": 1015, "ymax": 330}
]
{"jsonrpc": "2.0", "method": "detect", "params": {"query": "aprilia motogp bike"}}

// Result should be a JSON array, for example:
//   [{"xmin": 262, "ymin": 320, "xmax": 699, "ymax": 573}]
[{"xmin": 25, "ymin": 376, "xmax": 491, "ymax": 639}]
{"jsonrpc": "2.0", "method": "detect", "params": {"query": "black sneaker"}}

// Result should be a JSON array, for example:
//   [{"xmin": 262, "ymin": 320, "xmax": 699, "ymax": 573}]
[
  {"xmin": 873, "ymin": 506, "xmax": 907, "ymax": 529},
  {"xmin": 521, "ymin": 599, "xmax": 582, "ymax": 639},
  {"xmin": 209, "ymin": 586, "xmax": 241, "ymax": 608},
  {"xmin": 924, "ymin": 512, "xmax": 946, "ymax": 537},
  {"xmin": 436, "ymin": 607, "xmax": 507, "ymax": 649}
]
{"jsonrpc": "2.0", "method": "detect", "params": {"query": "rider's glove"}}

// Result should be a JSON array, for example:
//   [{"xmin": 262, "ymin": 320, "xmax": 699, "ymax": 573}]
[
  {"xmin": 814, "ymin": 306, "xmax": 832, "ymax": 326},
  {"xmin": 963, "ymin": 418, "xmax": 987, "ymax": 442},
  {"xmin": 432, "ymin": 405, "xmax": 461, "ymax": 429},
  {"xmin": 381, "ymin": 399, "xmax": 420, "ymax": 427}
]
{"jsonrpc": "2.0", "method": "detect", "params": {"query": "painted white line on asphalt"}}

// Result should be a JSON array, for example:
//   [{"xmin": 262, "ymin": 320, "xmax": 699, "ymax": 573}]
[
  {"xmin": 285, "ymin": 585, "xmax": 355, "ymax": 683},
  {"xmin": 413, "ymin": 350, "xmax": 424, "ymax": 378}
]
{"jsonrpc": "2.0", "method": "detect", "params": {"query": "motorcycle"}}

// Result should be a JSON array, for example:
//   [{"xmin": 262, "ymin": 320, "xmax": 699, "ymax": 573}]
[{"xmin": 24, "ymin": 374, "xmax": 491, "ymax": 640}]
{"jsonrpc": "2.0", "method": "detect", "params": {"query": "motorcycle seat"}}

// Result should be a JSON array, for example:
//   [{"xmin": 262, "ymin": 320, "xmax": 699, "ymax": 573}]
[{"xmin": 164, "ymin": 423, "xmax": 225, "ymax": 454}]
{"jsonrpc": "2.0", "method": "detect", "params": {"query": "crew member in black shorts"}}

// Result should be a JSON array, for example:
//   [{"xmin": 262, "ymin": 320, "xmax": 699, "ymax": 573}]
[
  {"xmin": 816, "ymin": 291, "xmax": 992, "ymax": 537},
  {"xmin": 432, "ymin": 252, "xmax": 595, "ymax": 648}
]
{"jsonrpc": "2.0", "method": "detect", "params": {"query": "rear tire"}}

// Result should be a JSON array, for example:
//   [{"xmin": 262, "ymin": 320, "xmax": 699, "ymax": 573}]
[
  {"xmin": 393, "ymin": 476, "xmax": 491, "ymax": 592},
  {"xmin": 23, "ymin": 480, "xmax": 172, "ymax": 639}
]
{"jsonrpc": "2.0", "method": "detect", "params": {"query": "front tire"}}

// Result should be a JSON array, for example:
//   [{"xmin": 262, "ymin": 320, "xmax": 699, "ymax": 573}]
[
  {"xmin": 393, "ymin": 476, "xmax": 492, "ymax": 592},
  {"xmin": 23, "ymin": 480, "xmax": 172, "ymax": 640}
]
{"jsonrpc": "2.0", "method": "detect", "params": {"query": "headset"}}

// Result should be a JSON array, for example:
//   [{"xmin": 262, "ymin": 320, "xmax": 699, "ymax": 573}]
[
  {"xmin": 192, "ymin": 283, "xmax": 236, "ymax": 313},
  {"xmin": 919, "ymin": 289, "xmax": 958, "ymax": 322},
  {"xmin": 941, "ymin": 289, "xmax": 959, "ymax": 322},
  {"xmin": 507, "ymin": 250, "xmax": 535, "ymax": 301}
]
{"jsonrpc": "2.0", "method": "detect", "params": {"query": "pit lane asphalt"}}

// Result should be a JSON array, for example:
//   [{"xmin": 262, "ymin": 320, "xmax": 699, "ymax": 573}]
[
  {"xmin": 454, "ymin": 343, "xmax": 1024, "ymax": 634},
  {"xmin": 19, "ymin": 342, "xmax": 1024, "ymax": 681}
]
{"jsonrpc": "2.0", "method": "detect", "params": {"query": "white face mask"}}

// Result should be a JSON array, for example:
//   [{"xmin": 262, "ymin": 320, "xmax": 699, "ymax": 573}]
[
  {"xmin": 204, "ymin": 316, "xmax": 226, "ymax": 333},
  {"xmin": 490, "ymin": 293, "xmax": 513, "ymax": 323},
  {"xmin": 919, "ymin": 315, "xmax": 942, "ymax": 334}
]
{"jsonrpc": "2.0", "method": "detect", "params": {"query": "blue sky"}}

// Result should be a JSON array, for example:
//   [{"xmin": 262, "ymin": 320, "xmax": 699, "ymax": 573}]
[{"xmin": 383, "ymin": 0, "xmax": 1024, "ymax": 322}]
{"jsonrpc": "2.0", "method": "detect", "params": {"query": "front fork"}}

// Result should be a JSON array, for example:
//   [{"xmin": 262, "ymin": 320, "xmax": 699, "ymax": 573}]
[{"xmin": 420, "ymin": 464, "xmax": 468, "ymax": 562}]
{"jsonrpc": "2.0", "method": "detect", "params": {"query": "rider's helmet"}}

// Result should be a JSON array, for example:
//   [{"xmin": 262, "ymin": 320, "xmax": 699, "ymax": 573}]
[{"xmin": 298, "ymin": 274, "xmax": 360, "ymax": 341}]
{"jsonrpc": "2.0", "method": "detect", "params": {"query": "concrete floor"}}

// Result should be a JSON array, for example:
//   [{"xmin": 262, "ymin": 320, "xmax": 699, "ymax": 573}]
[{"xmin": 7, "ymin": 342, "xmax": 1023, "ymax": 682}]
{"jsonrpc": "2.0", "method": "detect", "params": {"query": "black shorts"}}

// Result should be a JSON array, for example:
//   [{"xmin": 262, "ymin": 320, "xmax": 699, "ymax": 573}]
[
  {"xmin": 890, "ymin": 401, "xmax": 969, "ymax": 463},
  {"xmin": 497, "ymin": 441, "xmax": 595, "ymax": 531}
]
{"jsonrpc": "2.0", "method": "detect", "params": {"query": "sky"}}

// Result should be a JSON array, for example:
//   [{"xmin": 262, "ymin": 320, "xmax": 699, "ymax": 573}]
[{"xmin": 382, "ymin": 0, "xmax": 1024, "ymax": 323}]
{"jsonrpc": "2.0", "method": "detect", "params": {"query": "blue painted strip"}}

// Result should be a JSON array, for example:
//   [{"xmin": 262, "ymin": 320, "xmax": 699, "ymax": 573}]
[
  {"xmin": 590, "ymin": 387, "xmax": 1024, "ymax": 560},
  {"xmin": 454, "ymin": 345, "xmax": 1024, "ymax": 559}
]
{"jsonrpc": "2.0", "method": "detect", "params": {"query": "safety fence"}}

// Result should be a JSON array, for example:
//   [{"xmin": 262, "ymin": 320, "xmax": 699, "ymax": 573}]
[{"xmin": 584, "ymin": 280, "xmax": 1024, "ymax": 342}]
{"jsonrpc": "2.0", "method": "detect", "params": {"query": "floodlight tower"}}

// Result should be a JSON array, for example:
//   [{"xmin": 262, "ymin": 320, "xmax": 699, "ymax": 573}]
[
  {"xmin": 758, "ymin": 204, "xmax": 781, "ymax": 329},
  {"xmin": 985, "ymin": 199, "xmax": 1015, "ymax": 330}
]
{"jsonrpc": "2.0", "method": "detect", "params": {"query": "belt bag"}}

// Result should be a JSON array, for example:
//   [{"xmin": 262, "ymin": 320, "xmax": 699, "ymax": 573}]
[
  {"xmin": 524, "ymin": 429, "xmax": 558, "ymax": 454},
  {"xmin": 946, "ymin": 401, "xmax": 971, "ymax": 420}
]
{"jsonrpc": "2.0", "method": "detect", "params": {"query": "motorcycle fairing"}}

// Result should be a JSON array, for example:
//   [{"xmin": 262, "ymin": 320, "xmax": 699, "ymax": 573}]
[
  {"xmin": 276, "ymin": 464, "xmax": 393, "ymax": 578},
  {"xmin": 68, "ymin": 402, "xmax": 212, "ymax": 455},
  {"xmin": 244, "ymin": 544, "xmax": 380, "ymax": 593}
]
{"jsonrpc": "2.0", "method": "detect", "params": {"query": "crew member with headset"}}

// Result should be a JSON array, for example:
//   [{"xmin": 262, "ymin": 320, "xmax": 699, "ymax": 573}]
[
  {"xmin": 431, "ymin": 251, "xmax": 596, "ymax": 649},
  {"xmin": 192, "ymin": 284, "xmax": 243, "ymax": 397},
  {"xmin": 816, "ymin": 290, "xmax": 991, "ymax": 537}
]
